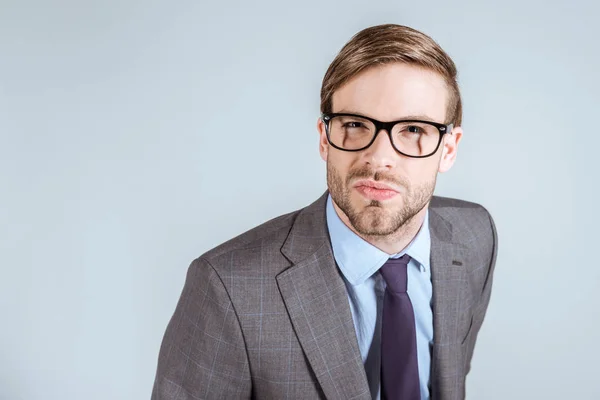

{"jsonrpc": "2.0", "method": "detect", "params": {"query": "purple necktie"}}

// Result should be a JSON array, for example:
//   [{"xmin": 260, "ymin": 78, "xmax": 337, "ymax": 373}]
[{"xmin": 380, "ymin": 254, "xmax": 420, "ymax": 400}]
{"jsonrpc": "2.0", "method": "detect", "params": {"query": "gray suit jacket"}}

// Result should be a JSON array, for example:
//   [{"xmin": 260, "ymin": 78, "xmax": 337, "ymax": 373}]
[{"xmin": 152, "ymin": 192, "xmax": 498, "ymax": 400}]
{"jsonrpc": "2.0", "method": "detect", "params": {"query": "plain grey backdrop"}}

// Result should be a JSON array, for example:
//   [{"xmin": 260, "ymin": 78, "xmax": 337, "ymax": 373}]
[{"xmin": 1, "ymin": 0, "xmax": 599, "ymax": 399}]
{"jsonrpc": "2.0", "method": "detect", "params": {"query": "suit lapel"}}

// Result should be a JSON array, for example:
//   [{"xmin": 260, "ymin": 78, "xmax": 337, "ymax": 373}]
[
  {"xmin": 277, "ymin": 192, "xmax": 371, "ymax": 400},
  {"xmin": 428, "ymin": 206, "xmax": 468, "ymax": 400}
]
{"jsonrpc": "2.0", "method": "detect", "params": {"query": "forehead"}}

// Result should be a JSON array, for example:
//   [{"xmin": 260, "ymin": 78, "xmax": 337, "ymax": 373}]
[{"xmin": 331, "ymin": 63, "xmax": 449, "ymax": 122}]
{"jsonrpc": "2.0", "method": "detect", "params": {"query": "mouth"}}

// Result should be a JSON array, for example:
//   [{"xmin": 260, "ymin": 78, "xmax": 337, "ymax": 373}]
[{"xmin": 353, "ymin": 179, "xmax": 400, "ymax": 201}]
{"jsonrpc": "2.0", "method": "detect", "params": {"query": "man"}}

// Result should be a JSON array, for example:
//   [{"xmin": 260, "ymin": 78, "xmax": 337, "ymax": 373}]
[{"xmin": 152, "ymin": 24, "xmax": 497, "ymax": 400}]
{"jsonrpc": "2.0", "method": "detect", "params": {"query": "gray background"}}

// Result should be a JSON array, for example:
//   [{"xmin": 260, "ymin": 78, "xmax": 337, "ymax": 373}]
[{"xmin": 1, "ymin": 0, "xmax": 599, "ymax": 399}]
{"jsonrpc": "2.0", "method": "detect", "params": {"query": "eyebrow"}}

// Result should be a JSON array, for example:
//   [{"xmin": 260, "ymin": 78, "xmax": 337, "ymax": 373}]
[{"xmin": 334, "ymin": 109, "xmax": 438, "ymax": 122}]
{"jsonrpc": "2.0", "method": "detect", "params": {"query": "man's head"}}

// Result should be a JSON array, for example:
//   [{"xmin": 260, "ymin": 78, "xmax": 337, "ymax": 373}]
[{"xmin": 317, "ymin": 24, "xmax": 463, "ymax": 241}]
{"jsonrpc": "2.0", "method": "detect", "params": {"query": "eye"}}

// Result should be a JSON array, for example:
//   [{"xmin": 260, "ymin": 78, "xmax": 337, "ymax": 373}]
[
  {"xmin": 407, "ymin": 125, "xmax": 425, "ymax": 134},
  {"xmin": 343, "ymin": 121, "xmax": 366, "ymax": 129}
]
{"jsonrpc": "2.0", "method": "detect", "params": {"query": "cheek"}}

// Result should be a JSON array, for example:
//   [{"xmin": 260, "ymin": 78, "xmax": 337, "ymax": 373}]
[
  {"xmin": 403, "ymin": 160, "xmax": 439, "ymax": 186},
  {"xmin": 329, "ymin": 152, "xmax": 357, "ymax": 175}
]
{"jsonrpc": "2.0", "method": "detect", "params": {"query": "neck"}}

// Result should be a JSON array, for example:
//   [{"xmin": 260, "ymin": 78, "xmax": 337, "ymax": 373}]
[{"xmin": 333, "ymin": 202, "xmax": 428, "ymax": 255}]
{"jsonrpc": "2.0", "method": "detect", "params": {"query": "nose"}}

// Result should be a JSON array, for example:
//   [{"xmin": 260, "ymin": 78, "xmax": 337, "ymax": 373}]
[{"xmin": 363, "ymin": 129, "xmax": 398, "ymax": 169}]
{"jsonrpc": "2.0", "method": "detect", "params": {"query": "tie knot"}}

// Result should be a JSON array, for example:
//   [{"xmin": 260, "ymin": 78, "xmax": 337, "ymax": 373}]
[{"xmin": 380, "ymin": 254, "xmax": 411, "ymax": 293}]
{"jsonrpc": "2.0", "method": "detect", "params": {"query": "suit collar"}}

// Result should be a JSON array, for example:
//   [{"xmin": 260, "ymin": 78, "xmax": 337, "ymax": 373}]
[{"xmin": 280, "ymin": 191, "xmax": 330, "ymax": 264}]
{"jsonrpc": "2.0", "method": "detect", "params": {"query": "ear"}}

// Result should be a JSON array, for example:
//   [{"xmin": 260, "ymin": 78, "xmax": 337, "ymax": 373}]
[
  {"xmin": 438, "ymin": 126, "xmax": 463, "ymax": 173},
  {"xmin": 317, "ymin": 117, "xmax": 329, "ymax": 162}
]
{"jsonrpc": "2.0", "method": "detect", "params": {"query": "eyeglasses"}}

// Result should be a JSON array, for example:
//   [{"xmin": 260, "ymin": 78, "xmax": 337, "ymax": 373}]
[{"xmin": 321, "ymin": 112, "xmax": 453, "ymax": 158}]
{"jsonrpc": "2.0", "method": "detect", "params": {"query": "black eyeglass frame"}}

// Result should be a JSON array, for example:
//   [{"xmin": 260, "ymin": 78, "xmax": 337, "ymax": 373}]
[{"xmin": 321, "ymin": 112, "xmax": 454, "ymax": 159}]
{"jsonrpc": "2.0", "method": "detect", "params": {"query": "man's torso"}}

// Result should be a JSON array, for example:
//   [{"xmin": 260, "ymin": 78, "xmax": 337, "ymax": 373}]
[{"xmin": 152, "ymin": 191, "xmax": 497, "ymax": 400}]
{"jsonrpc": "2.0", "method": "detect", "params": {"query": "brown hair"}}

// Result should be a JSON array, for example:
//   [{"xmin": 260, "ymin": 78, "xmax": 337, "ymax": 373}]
[{"xmin": 320, "ymin": 24, "xmax": 462, "ymax": 126}]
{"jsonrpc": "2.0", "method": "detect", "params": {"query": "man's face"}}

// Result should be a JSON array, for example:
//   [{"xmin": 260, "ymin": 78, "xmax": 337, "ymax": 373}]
[{"xmin": 318, "ymin": 63, "xmax": 462, "ymax": 238}]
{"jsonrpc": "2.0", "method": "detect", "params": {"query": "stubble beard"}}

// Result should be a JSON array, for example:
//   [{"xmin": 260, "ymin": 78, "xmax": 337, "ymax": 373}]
[{"xmin": 327, "ymin": 162, "xmax": 435, "ymax": 238}]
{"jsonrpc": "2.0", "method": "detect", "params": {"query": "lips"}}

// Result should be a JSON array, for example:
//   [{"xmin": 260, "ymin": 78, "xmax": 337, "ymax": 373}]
[{"xmin": 353, "ymin": 180, "xmax": 400, "ymax": 201}]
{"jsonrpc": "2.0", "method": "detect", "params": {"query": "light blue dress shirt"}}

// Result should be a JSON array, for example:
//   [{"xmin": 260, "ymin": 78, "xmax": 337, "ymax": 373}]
[{"xmin": 325, "ymin": 195, "xmax": 433, "ymax": 400}]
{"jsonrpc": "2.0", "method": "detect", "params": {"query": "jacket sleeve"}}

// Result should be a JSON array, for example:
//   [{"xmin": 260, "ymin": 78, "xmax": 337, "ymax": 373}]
[
  {"xmin": 151, "ymin": 257, "xmax": 252, "ymax": 399},
  {"xmin": 465, "ymin": 209, "xmax": 498, "ymax": 374}
]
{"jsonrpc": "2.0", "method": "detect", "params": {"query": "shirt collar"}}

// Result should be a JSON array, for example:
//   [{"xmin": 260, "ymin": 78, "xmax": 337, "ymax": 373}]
[{"xmin": 325, "ymin": 194, "xmax": 431, "ymax": 286}]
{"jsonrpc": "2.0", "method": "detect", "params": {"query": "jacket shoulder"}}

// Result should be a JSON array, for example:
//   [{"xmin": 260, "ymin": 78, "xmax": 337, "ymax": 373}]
[
  {"xmin": 430, "ymin": 195, "xmax": 494, "ymax": 222},
  {"xmin": 430, "ymin": 195, "xmax": 497, "ymax": 256},
  {"xmin": 195, "ymin": 205, "xmax": 302, "ymax": 279},
  {"xmin": 431, "ymin": 195, "xmax": 486, "ymax": 210}
]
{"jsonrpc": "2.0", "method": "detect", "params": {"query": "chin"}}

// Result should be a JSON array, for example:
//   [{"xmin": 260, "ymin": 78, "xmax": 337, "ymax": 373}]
[
  {"xmin": 352, "ymin": 200, "xmax": 396, "ymax": 222},
  {"xmin": 353, "ymin": 193, "xmax": 403, "ymax": 209}
]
